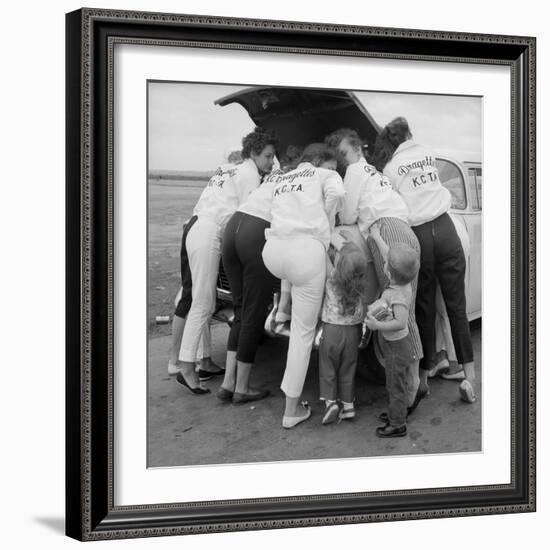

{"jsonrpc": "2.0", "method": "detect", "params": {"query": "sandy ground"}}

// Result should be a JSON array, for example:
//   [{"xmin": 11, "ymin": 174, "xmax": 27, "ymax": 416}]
[
  {"xmin": 147, "ymin": 180, "xmax": 482, "ymax": 468},
  {"xmin": 147, "ymin": 180, "xmax": 204, "ymax": 338}
]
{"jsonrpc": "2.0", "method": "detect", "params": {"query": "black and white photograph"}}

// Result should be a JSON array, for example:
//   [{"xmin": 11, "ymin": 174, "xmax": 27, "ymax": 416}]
[
  {"xmin": 1, "ymin": 0, "xmax": 543, "ymax": 545},
  {"xmin": 147, "ymin": 82, "xmax": 483, "ymax": 467}
]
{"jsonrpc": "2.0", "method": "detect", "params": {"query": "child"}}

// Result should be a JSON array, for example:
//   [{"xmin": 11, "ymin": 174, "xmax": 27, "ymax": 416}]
[
  {"xmin": 364, "ymin": 224, "xmax": 420, "ymax": 437},
  {"xmin": 318, "ymin": 240, "xmax": 369, "ymax": 425}
]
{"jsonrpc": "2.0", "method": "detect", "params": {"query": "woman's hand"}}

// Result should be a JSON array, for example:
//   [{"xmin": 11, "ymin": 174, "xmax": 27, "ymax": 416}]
[
  {"xmin": 339, "ymin": 229, "xmax": 354, "ymax": 245},
  {"xmin": 369, "ymin": 223, "xmax": 381, "ymax": 240},
  {"xmin": 368, "ymin": 222, "xmax": 389, "ymax": 259},
  {"xmin": 330, "ymin": 230, "xmax": 345, "ymax": 251}
]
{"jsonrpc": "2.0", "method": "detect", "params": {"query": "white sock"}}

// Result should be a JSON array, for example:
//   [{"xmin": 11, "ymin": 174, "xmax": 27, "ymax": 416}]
[
  {"xmin": 342, "ymin": 401, "xmax": 354, "ymax": 410},
  {"xmin": 325, "ymin": 399, "xmax": 336, "ymax": 408}
]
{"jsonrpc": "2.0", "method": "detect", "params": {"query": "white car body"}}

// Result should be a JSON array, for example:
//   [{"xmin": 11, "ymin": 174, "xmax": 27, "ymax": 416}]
[{"xmin": 436, "ymin": 156, "xmax": 482, "ymax": 320}]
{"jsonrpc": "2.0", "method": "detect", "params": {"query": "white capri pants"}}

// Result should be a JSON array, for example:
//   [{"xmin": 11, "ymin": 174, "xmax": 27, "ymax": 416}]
[
  {"xmin": 262, "ymin": 237, "xmax": 326, "ymax": 398},
  {"xmin": 173, "ymin": 286, "xmax": 210, "ymax": 359},
  {"xmin": 179, "ymin": 217, "xmax": 222, "ymax": 363}
]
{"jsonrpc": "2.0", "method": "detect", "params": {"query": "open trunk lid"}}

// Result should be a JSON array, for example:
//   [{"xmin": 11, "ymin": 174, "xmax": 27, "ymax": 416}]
[{"xmin": 215, "ymin": 86, "xmax": 381, "ymax": 155}]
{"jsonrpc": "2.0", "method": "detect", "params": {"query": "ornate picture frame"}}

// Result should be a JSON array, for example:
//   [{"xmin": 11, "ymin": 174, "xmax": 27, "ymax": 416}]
[{"xmin": 66, "ymin": 8, "xmax": 536, "ymax": 541}]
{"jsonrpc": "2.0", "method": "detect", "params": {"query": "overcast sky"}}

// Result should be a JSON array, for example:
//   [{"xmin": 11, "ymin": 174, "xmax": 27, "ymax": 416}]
[{"xmin": 148, "ymin": 82, "xmax": 481, "ymax": 171}]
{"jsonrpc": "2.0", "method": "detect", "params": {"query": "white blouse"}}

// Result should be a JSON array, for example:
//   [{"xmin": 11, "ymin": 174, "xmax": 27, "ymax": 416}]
[
  {"xmin": 265, "ymin": 162, "xmax": 345, "ymax": 249},
  {"xmin": 383, "ymin": 140, "xmax": 451, "ymax": 227},
  {"xmin": 193, "ymin": 158, "xmax": 261, "ymax": 228},
  {"xmin": 342, "ymin": 159, "xmax": 408, "ymax": 235},
  {"xmin": 238, "ymin": 171, "xmax": 280, "ymax": 223}
]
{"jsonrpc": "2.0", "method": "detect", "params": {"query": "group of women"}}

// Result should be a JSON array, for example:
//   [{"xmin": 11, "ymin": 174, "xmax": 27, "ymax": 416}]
[{"xmin": 168, "ymin": 117, "xmax": 476, "ymax": 429}]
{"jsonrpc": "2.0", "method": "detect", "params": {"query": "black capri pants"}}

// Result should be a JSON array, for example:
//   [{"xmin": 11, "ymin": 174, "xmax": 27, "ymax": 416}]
[
  {"xmin": 222, "ymin": 211, "xmax": 278, "ymax": 363},
  {"xmin": 174, "ymin": 214, "xmax": 198, "ymax": 319},
  {"xmin": 412, "ymin": 212, "xmax": 473, "ymax": 370}
]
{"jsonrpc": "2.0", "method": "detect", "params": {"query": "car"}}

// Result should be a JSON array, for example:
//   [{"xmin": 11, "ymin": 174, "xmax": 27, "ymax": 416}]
[{"xmin": 212, "ymin": 86, "xmax": 481, "ymax": 370}]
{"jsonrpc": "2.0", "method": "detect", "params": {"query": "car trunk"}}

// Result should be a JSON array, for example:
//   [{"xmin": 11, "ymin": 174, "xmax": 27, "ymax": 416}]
[
  {"xmin": 214, "ymin": 87, "xmax": 382, "ymax": 357},
  {"xmin": 215, "ymin": 86, "xmax": 381, "ymax": 158},
  {"xmin": 214, "ymin": 86, "xmax": 382, "ymax": 301}
]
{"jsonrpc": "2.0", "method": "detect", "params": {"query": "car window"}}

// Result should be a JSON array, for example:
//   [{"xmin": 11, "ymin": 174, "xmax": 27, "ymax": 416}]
[
  {"xmin": 468, "ymin": 167, "xmax": 482, "ymax": 210},
  {"xmin": 436, "ymin": 159, "xmax": 467, "ymax": 210}
]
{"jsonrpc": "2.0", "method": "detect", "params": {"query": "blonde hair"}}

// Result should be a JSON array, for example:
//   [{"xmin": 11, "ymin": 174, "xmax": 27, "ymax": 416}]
[
  {"xmin": 387, "ymin": 243, "xmax": 420, "ymax": 285},
  {"xmin": 299, "ymin": 143, "xmax": 338, "ymax": 167},
  {"xmin": 331, "ymin": 243, "xmax": 369, "ymax": 316},
  {"xmin": 227, "ymin": 150, "xmax": 243, "ymax": 164}
]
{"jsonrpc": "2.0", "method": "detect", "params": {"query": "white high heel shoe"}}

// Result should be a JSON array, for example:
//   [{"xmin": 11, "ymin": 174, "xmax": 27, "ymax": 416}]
[{"xmin": 282, "ymin": 402, "xmax": 312, "ymax": 429}]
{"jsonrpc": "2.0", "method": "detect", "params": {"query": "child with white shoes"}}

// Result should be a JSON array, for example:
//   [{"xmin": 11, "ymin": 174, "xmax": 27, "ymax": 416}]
[{"xmin": 318, "ymin": 235, "xmax": 369, "ymax": 425}]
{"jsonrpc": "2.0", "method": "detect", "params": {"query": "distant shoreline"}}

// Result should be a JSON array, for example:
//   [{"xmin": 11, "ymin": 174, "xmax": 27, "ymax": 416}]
[
  {"xmin": 148, "ymin": 178, "xmax": 208, "ymax": 189},
  {"xmin": 149, "ymin": 170, "xmax": 214, "ymax": 182}
]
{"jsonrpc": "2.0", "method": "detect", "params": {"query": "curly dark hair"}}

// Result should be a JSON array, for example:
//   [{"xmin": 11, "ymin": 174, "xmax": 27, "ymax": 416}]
[
  {"xmin": 241, "ymin": 127, "xmax": 278, "ymax": 159},
  {"xmin": 384, "ymin": 117, "xmax": 412, "ymax": 147}
]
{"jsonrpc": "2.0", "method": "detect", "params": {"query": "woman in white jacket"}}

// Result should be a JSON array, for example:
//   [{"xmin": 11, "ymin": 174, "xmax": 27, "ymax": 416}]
[
  {"xmin": 378, "ymin": 117, "xmax": 476, "ymax": 404},
  {"xmin": 262, "ymin": 144, "xmax": 345, "ymax": 428},
  {"xmin": 176, "ymin": 127, "xmax": 277, "ymax": 394}
]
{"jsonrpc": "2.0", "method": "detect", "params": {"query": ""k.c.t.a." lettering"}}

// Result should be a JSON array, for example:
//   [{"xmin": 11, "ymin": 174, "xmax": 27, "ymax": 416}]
[
  {"xmin": 411, "ymin": 170, "xmax": 439, "ymax": 187},
  {"xmin": 274, "ymin": 182, "xmax": 304, "ymax": 196}
]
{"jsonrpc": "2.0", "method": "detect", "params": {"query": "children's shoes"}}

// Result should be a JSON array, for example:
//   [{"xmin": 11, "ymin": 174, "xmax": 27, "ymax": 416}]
[
  {"xmin": 322, "ymin": 402, "xmax": 340, "ymax": 425},
  {"xmin": 376, "ymin": 424, "xmax": 407, "ymax": 438},
  {"xmin": 339, "ymin": 405, "xmax": 356, "ymax": 421}
]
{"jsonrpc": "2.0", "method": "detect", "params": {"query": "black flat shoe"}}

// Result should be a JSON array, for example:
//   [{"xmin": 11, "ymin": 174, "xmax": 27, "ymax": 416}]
[
  {"xmin": 232, "ymin": 389, "xmax": 270, "ymax": 404},
  {"xmin": 176, "ymin": 371, "xmax": 211, "ymax": 395},
  {"xmin": 197, "ymin": 368, "xmax": 225, "ymax": 382},
  {"xmin": 376, "ymin": 424, "xmax": 407, "ymax": 438},
  {"xmin": 216, "ymin": 387, "xmax": 234, "ymax": 402}
]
